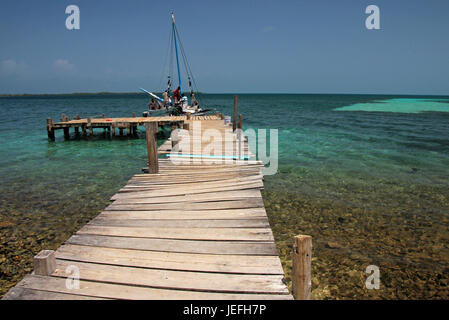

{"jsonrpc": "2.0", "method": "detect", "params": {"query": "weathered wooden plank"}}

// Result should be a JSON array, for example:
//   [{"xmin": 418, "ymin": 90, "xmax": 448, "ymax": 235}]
[
  {"xmin": 133, "ymin": 167, "xmax": 262, "ymax": 177},
  {"xmin": 111, "ymin": 182, "xmax": 263, "ymax": 200},
  {"xmin": 160, "ymin": 158, "xmax": 262, "ymax": 166},
  {"xmin": 15, "ymin": 275, "xmax": 292, "ymax": 300},
  {"xmin": 106, "ymin": 198, "xmax": 265, "ymax": 211},
  {"xmin": 118, "ymin": 178, "xmax": 264, "ymax": 192},
  {"xmin": 56, "ymin": 244, "xmax": 284, "ymax": 274},
  {"xmin": 112, "ymin": 190, "xmax": 261, "ymax": 204},
  {"xmin": 1, "ymin": 286, "xmax": 107, "ymax": 300},
  {"xmin": 77, "ymin": 225, "xmax": 274, "ymax": 241},
  {"xmin": 51, "ymin": 260, "xmax": 288, "ymax": 294},
  {"xmin": 66, "ymin": 234, "xmax": 278, "ymax": 255},
  {"xmin": 126, "ymin": 173, "xmax": 262, "ymax": 186},
  {"xmin": 88, "ymin": 218, "xmax": 270, "ymax": 228},
  {"xmin": 97, "ymin": 208, "xmax": 267, "ymax": 220}
]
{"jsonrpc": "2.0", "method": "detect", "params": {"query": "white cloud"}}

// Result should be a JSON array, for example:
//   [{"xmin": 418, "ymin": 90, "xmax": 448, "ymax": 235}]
[
  {"xmin": 262, "ymin": 26, "xmax": 275, "ymax": 33},
  {"xmin": 0, "ymin": 59, "xmax": 27, "ymax": 76},
  {"xmin": 53, "ymin": 59, "xmax": 75, "ymax": 71}
]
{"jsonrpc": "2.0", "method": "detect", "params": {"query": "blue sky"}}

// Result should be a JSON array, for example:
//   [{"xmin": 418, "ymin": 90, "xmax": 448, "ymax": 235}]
[{"xmin": 0, "ymin": 0, "xmax": 448, "ymax": 94}]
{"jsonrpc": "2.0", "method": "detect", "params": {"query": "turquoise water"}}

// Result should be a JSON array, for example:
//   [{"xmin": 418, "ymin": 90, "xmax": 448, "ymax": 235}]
[
  {"xmin": 1, "ymin": 93, "xmax": 449, "ymax": 299},
  {"xmin": 335, "ymin": 98, "xmax": 449, "ymax": 113}
]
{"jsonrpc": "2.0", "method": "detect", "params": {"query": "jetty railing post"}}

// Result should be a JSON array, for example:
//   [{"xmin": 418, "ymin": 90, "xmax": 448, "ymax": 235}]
[
  {"xmin": 292, "ymin": 235, "xmax": 312, "ymax": 300},
  {"xmin": 46, "ymin": 118, "xmax": 55, "ymax": 141},
  {"xmin": 132, "ymin": 113, "xmax": 137, "ymax": 136},
  {"xmin": 233, "ymin": 95, "xmax": 238, "ymax": 132},
  {"xmin": 34, "ymin": 250, "xmax": 56, "ymax": 276},
  {"xmin": 145, "ymin": 122, "xmax": 159, "ymax": 174},
  {"xmin": 87, "ymin": 117, "xmax": 93, "ymax": 136},
  {"xmin": 236, "ymin": 114, "xmax": 243, "ymax": 160}
]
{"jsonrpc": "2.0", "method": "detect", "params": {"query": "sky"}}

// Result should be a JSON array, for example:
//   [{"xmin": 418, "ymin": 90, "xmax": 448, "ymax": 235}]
[{"xmin": 0, "ymin": 0, "xmax": 448, "ymax": 95}]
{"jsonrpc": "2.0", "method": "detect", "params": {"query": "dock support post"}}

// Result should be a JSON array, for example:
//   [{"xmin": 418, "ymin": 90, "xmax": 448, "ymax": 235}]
[
  {"xmin": 233, "ymin": 95, "xmax": 238, "ymax": 132},
  {"xmin": 34, "ymin": 250, "xmax": 56, "ymax": 276},
  {"xmin": 74, "ymin": 126, "xmax": 79, "ymax": 135},
  {"xmin": 87, "ymin": 117, "xmax": 93, "ymax": 136},
  {"xmin": 111, "ymin": 125, "xmax": 115, "ymax": 137},
  {"xmin": 82, "ymin": 125, "xmax": 87, "ymax": 136},
  {"xmin": 145, "ymin": 122, "xmax": 159, "ymax": 174},
  {"xmin": 292, "ymin": 235, "xmax": 312, "ymax": 300},
  {"xmin": 119, "ymin": 128, "xmax": 123, "ymax": 136},
  {"xmin": 46, "ymin": 118, "xmax": 55, "ymax": 141},
  {"xmin": 63, "ymin": 127, "xmax": 70, "ymax": 139}
]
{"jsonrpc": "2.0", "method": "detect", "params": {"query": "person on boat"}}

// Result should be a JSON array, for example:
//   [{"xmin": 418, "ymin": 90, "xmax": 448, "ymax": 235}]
[
  {"xmin": 149, "ymin": 98, "xmax": 158, "ymax": 110},
  {"xmin": 162, "ymin": 90, "xmax": 172, "ymax": 107},
  {"xmin": 180, "ymin": 93, "xmax": 189, "ymax": 112},
  {"xmin": 191, "ymin": 93, "xmax": 199, "ymax": 111},
  {"xmin": 173, "ymin": 86, "xmax": 181, "ymax": 104}
]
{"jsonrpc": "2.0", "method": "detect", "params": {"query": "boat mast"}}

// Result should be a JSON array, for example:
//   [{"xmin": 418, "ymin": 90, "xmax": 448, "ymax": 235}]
[{"xmin": 171, "ymin": 12, "xmax": 182, "ymax": 93}]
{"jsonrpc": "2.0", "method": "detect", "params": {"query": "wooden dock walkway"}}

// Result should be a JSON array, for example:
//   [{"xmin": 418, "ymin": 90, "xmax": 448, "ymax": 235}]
[
  {"xmin": 4, "ymin": 115, "xmax": 295, "ymax": 300},
  {"xmin": 46, "ymin": 114, "xmax": 221, "ymax": 141}
]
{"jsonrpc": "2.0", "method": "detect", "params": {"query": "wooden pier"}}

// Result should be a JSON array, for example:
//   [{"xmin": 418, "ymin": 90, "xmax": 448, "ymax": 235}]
[
  {"xmin": 4, "ymin": 100, "xmax": 311, "ymax": 300},
  {"xmin": 46, "ymin": 114, "xmax": 221, "ymax": 141}
]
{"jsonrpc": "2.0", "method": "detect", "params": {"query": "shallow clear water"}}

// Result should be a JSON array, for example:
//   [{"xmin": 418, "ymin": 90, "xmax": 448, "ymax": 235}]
[{"xmin": 0, "ymin": 93, "xmax": 448, "ymax": 299}]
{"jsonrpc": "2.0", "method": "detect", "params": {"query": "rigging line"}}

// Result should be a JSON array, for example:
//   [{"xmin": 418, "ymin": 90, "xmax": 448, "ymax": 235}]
[
  {"xmin": 174, "ymin": 25, "xmax": 203, "ymax": 104},
  {"xmin": 157, "ymin": 22, "xmax": 173, "ymax": 92}
]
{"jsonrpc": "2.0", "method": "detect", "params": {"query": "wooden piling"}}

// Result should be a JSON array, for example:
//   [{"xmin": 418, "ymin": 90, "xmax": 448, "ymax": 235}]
[
  {"xmin": 87, "ymin": 117, "xmax": 93, "ymax": 136},
  {"xmin": 74, "ymin": 127, "xmax": 79, "ymax": 135},
  {"xmin": 145, "ymin": 122, "xmax": 159, "ymax": 174},
  {"xmin": 46, "ymin": 118, "xmax": 55, "ymax": 141},
  {"xmin": 63, "ymin": 127, "xmax": 70, "ymax": 139},
  {"xmin": 33, "ymin": 250, "xmax": 56, "ymax": 276},
  {"xmin": 292, "ymin": 235, "xmax": 312, "ymax": 300},
  {"xmin": 233, "ymin": 95, "xmax": 238, "ymax": 132},
  {"xmin": 238, "ymin": 114, "xmax": 243, "ymax": 129}
]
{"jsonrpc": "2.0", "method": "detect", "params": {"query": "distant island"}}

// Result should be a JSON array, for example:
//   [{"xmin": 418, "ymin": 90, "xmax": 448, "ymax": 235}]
[
  {"xmin": 0, "ymin": 91, "xmax": 204, "ymax": 97},
  {"xmin": 0, "ymin": 92, "xmax": 141, "ymax": 97}
]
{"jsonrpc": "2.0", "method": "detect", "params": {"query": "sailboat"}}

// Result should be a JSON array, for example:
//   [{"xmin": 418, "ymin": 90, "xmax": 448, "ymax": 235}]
[{"xmin": 140, "ymin": 12, "xmax": 214, "ymax": 117}]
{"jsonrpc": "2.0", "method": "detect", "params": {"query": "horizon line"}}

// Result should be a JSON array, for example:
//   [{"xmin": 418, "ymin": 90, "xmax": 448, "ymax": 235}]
[{"xmin": 1, "ymin": 91, "xmax": 448, "ymax": 97}]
